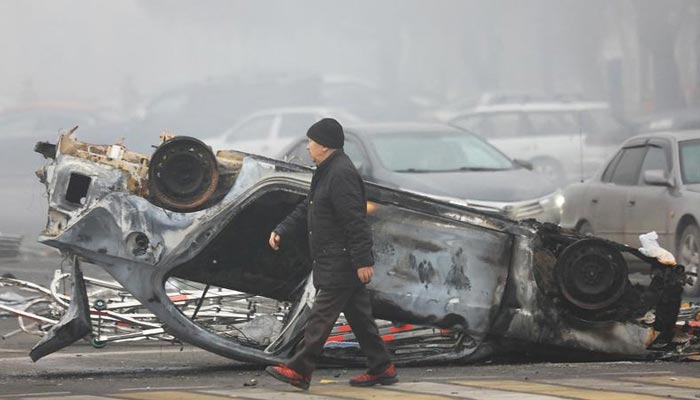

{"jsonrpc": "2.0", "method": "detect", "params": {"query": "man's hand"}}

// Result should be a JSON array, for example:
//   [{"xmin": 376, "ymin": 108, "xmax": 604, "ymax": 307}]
[
  {"xmin": 269, "ymin": 231, "xmax": 281, "ymax": 250},
  {"xmin": 357, "ymin": 266, "xmax": 374, "ymax": 284}
]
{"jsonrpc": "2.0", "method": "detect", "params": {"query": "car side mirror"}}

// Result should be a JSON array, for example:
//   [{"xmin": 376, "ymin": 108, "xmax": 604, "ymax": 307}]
[
  {"xmin": 643, "ymin": 169, "xmax": 673, "ymax": 187},
  {"xmin": 514, "ymin": 158, "xmax": 533, "ymax": 170}
]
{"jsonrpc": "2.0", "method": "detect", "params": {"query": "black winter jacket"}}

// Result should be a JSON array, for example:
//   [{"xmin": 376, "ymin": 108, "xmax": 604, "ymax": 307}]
[{"xmin": 274, "ymin": 150, "xmax": 374, "ymax": 288}]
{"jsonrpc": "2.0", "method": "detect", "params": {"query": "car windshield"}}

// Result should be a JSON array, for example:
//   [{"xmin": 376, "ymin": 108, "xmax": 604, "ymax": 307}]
[
  {"xmin": 679, "ymin": 139, "xmax": 700, "ymax": 184},
  {"xmin": 368, "ymin": 131, "xmax": 514, "ymax": 172}
]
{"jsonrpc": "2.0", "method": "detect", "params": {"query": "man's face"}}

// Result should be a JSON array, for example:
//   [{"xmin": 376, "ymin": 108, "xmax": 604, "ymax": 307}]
[{"xmin": 307, "ymin": 138, "xmax": 328, "ymax": 165}]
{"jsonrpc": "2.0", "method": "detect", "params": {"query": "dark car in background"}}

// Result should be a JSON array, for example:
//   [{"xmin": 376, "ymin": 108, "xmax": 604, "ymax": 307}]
[
  {"xmin": 280, "ymin": 123, "xmax": 563, "ymax": 223},
  {"xmin": 561, "ymin": 130, "xmax": 700, "ymax": 296},
  {"xmin": 97, "ymin": 74, "xmax": 324, "ymax": 153},
  {"xmin": 0, "ymin": 105, "xmax": 111, "ymax": 236},
  {"xmin": 97, "ymin": 73, "xmax": 433, "ymax": 154}
]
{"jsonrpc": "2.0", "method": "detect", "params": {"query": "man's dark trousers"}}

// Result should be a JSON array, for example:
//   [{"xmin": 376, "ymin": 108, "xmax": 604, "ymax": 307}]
[{"xmin": 287, "ymin": 284, "xmax": 391, "ymax": 376}]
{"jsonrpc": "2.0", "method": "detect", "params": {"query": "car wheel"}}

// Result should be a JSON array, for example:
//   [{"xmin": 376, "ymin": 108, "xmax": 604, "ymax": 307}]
[
  {"xmin": 530, "ymin": 157, "xmax": 566, "ymax": 187},
  {"xmin": 577, "ymin": 221, "xmax": 594, "ymax": 237},
  {"xmin": 677, "ymin": 223, "xmax": 700, "ymax": 297}
]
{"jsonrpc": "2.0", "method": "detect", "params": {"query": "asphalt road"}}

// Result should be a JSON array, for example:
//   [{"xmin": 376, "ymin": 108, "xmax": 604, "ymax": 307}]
[
  {"xmin": 1, "ymin": 326, "xmax": 700, "ymax": 400},
  {"xmin": 1, "ymin": 248, "xmax": 699, "ymax": 399}
]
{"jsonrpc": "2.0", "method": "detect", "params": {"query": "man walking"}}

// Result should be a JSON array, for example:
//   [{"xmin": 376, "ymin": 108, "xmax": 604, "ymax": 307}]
[{"xmin": 265, "ymin": 118, "xmax": 397, "ymax": 390}]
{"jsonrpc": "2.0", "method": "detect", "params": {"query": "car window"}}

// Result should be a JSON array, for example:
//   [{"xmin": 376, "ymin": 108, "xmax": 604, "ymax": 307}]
[
  {"xmin": 452, "ymin": 113, "xmax": 523, "ymax": 138},
  {"xmin": 369, "ymin": 131, "xmax": 513, "ymax": 172},
  {"xmin": 344, "ymin": 139, "xmax": 367, "ymax": 169},
  {"xmin": 609, "ymin": 146, "xmax": 646, "ymax": 186},
  {"xmin": 679, "ymin": 139, "xmax": 700, "ymax": 184},
  {"xmin": 278, "ymin": 113, "xmax": 318, "ymax": 138},
  {"xmin": 480, "ymin": 113, "xmax": 523, "ymax": 138},
  {"xmin": 526, "ymin": 112, "xmax": 579, "ymax": 136},
  {"xmin": 228, "ymin": 115, "xmax": 275, "ymax": 140},
  {"xmin": 283, "ymin": 138, "xmax": 366, "ymax": 171},
  {"xmin": 285, "ymin": 140, "xmax": 313, "ymax": 166},
  {"xmin": 637, "ymin": 145, "xmax": 669, "ymax": 185},
  {"xmin": 601, "ymin": 150, "xmax": 623, "ymax": 182}
]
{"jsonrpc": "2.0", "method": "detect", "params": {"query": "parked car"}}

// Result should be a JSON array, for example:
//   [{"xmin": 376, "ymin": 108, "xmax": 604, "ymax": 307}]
[
  {"xmin": 561, "ymin": 130, "xmax": 700, "ymax": 295},
  {"xmin": 280, "ymin": 123, "xmax": 564, "ymax": 223},
  {"xmin": 447, "ymin": 100, "xmax": 631, "ymax": 186},
  {"xmin": 204, "ymin": 106, "xmax": 362, "ymax": 157}
]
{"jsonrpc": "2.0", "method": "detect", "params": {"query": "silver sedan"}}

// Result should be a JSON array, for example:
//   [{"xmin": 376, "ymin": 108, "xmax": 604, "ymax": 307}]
[{"xmin": 561, "ymin": 129, "xmax": 700, "ymax": 295}]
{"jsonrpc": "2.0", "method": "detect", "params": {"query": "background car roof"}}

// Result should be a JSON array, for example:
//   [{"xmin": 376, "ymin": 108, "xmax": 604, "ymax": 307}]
[
  {"xmin": 621, "ymin": 129, "xmax": 700, "ymax": 146},
  {"xmin": 461, "ymin": 101, "xmax": 611, "ymax": 115},
  {"xmin": 345, "ymin": 122, "xmax": 465, "ymax": 136}
]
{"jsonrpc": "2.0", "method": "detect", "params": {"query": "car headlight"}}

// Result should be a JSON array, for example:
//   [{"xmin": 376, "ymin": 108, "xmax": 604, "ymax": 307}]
[
  {"xmin": 540, "ymin": 190, "xmax": 565, "ymax": 211},
  {"xmin": 555, "ymin": 192, "xmax": 565, "ymax": 209}
]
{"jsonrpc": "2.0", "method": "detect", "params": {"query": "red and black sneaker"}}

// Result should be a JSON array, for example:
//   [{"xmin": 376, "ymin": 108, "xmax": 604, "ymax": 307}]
[
  {"xmin": 265, "ymin": 365, "xmax": 311, "ymax": 390},
  {"xmin": 349, "ymin": 364, "xmax": 398, "ymax": 387}
]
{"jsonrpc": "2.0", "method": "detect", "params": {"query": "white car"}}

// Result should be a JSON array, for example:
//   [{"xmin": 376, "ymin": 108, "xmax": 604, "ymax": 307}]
[
  {"xmin": 561, "ymin": 130, "xmax": 700, "ymax": 296},
  {"xmin": 204, "ymin": 107, "xmax": 362, "ymax": 157},
  {"xmin": 448, "ymin": 100, "xmax": 631, "ymax": 186}
]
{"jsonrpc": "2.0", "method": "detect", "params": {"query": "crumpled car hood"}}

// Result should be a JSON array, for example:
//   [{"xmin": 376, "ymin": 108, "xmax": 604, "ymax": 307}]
[{"xmin": 387, "ymin": 168, "xmax": 556, "ymax": 202}]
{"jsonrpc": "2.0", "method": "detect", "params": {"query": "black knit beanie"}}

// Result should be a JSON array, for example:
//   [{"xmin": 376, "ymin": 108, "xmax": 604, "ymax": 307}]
[{"xmin": 306, "ymin": 118, "xmax": 344, "ymax": 149}]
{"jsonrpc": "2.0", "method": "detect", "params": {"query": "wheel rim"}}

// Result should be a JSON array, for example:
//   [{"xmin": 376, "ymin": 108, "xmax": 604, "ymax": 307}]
[
  {"xmin": 556, "ymin": 239, "xmax": 628, "ymax": 311},
  {"xmin": 149, "ymin": 136, "xmax": 219, "ymax": 211},
  {"xmin": 679, "ymin": 230, "xmax": 700, "ymax": 280}
]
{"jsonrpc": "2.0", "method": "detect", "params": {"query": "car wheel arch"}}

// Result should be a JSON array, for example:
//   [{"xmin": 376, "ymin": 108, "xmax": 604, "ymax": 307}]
[
  {"xmin": 675, "ymin": 214, "xmax": 699, "ymax": 247},
  {"xmin": 675, "ymin": 215, "xmax": 700, "ymax": 296}
]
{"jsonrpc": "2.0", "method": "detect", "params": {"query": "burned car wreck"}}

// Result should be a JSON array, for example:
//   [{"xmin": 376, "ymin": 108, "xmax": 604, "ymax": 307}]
[{"xmin": 29, "ymin": 129, "xmax": 698, "ymax": 365}]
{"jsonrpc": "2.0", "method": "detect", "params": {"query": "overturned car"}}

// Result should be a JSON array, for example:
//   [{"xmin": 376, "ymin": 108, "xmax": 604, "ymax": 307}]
[{"xmin": 29, "ymin": 129, "xmax": 698, "ymax": 365}]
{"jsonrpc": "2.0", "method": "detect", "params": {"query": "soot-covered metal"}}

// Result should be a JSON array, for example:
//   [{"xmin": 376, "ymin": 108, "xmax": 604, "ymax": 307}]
[{"xmin": 29, "ymin": 131, "xmax": 698, "ymax": 365}]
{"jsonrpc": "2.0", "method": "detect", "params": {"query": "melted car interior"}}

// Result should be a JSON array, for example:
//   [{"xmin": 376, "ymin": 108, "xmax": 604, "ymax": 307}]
[{"xmin": 170, "ymin": 188, "xmax": 311, "ymax": 302}]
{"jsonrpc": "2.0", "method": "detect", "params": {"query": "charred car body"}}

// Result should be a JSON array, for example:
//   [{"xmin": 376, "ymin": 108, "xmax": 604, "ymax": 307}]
[{"xmin": 29, "ymin": 130, "xmax": 697, "ymax": 365}]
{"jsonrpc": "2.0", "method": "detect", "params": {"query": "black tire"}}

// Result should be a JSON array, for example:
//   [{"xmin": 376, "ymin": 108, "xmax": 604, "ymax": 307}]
[
  {"xmin": 93, "ymin": 299, "xmax": 107, "ymax": 311},
  {"xmin": 677, "ymin": 223, "xmax": 700, "ymax": 297},
  {"xmin": 91, "ymin": 337, "xmax": 107, "ymax": 349},
  {"xmin": 148, "ymin": 136, "xmax": 219, "ymax": 212},
  {"xmin": 555, "ymin": 238, "xmax": 628, "ymax": 314}
]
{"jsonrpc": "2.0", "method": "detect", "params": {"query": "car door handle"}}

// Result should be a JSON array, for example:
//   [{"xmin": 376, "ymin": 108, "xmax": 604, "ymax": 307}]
[
  {"xmin": 591, "ymin": 198, "xmax": 598, "ymax": 204},
  {"xmin": 628, "ymin": 200, "xmax": 636, "ymax": 206}
]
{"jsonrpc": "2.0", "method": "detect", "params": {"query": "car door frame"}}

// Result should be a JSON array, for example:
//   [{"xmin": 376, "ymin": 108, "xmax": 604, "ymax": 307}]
[
  {"xmin": 590, "ymin": 140, "xmax": 647, "ymax": 244},
  {"xmin": 342, "ymin": 133, "xmax": 372, "ymax": 178},
  {"xmin": 624, "ymin": 138, "xmax": 674, "ymax": 247}
]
